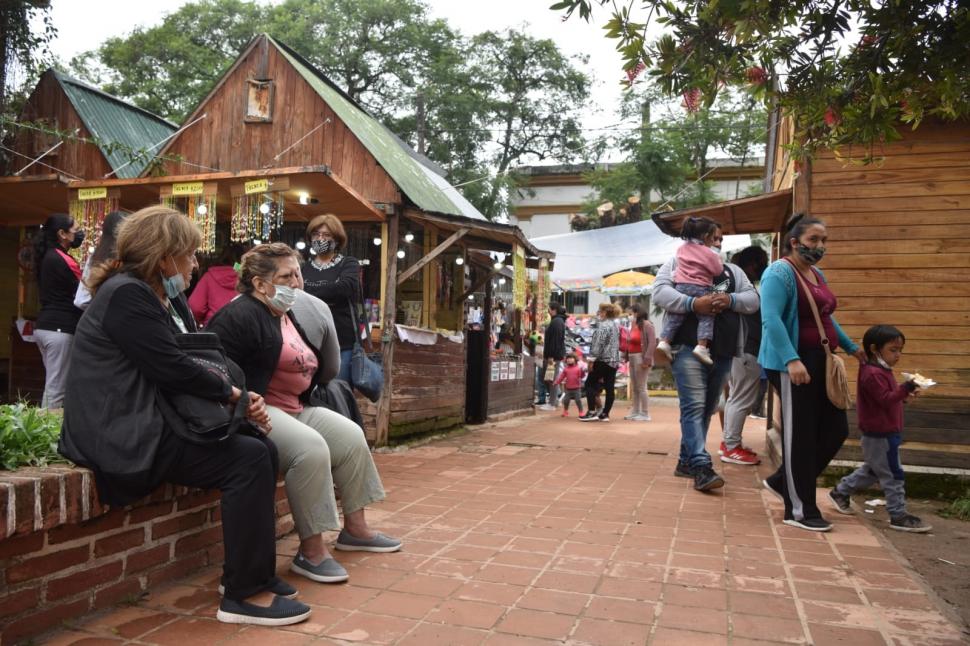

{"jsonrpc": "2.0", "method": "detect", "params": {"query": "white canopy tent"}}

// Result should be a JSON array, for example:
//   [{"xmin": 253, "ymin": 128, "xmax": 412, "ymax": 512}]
[{"xmin": 530, "ymin": 219, "xmax": 751, "ymax": 285}]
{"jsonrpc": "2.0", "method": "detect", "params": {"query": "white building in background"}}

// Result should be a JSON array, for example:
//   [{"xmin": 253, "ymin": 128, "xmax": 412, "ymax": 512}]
[{"xmin": 510, "ymin": 158, "xmax": 765, "ymax": 239}]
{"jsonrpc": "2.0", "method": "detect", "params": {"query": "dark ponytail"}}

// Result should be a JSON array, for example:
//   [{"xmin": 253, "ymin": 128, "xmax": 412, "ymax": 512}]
[
  {"xmin": 782, "ymin": 213, "xmax": 825, "ymax": 255},
  {"xmin": 33, "ymin": 213, "xmax": 75, "ymax": 283},
  {"xmin": 680, "ymin": 216, "xmax": 721, "ymax": 241}
]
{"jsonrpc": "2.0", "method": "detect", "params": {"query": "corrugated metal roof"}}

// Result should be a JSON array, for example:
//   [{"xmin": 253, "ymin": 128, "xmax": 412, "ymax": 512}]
[
  {"xmin": 270, "ymin": 37, "xmax": 469, "ymax": 218},
  {"xmin": 53, "ymin": 71, "xmax": 178, "ymax": 179}
]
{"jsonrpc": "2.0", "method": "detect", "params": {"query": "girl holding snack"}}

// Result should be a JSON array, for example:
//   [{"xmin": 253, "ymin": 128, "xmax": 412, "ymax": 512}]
[
  {"xmin": 656, "ymin": 217, "xmax": 724, "ymax": 366},
  {"xmin": 828, "ymin": 325, "xmax": 932, "ymax": 533}
]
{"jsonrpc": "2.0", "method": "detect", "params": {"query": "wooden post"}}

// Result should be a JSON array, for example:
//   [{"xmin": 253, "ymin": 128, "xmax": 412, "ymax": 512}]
[
  {"xmin": 374, "ymin": 210, "xmax": 399, "ymax": 447},
  {"xmin": 793, "ymin": 158, "xmax": 812, "ymax": 215},
  {"xmin": 396, "ymin": 227, "xmax": 470, "ymax": 285},
  {"xmin": 480, "ymin": 271, "xmax": 493, "ymax": 417}
]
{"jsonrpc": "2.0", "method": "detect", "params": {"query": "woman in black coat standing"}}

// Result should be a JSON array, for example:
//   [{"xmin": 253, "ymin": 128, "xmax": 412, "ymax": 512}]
[
  {"xmin": 58, "ymin": 205, "xmax": 311, "ymax": 627},
  {"xmin": 33, "ymin": 213, "xmax": 84, "ymax": 409}
]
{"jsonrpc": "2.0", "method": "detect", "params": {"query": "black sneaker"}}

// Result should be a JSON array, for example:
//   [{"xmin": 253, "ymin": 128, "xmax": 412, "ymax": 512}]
[
  {"xmin": 578, "ymin": 412, "xmax": 600, "ymax": 422},
  {"xmin": 597, "ymin": 414, "xmax": 610, "ymax": 423},
  {"xmin": 693, "ymin": 466, "xmax": 725, "ymax": 491},
  {"xmin": 216, "ymin": 595, "xmax": 312, "ymax": 626},
  {"xmin": 218, "ymin": 576, "xmax": 298, "ymax": 598},
  {"xmin": 783, "ymin": 517, "xmax": 832, "ymax": 532},
  {"xmin": 828, "ymin": 489, "xmax": 853, "ymax": 515},
  {"xmin": 890, "ymin": 514, "xmax": 932, "ymax": 533},
  {"xmin": 674, "ymin": 462, "xmax": 693, "ymax": 478}
]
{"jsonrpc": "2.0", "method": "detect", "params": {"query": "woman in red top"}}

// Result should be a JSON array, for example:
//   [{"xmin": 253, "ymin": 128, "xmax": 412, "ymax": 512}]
[{"xmin": 624, "ymin": 304, "xmax": 657, "ymax": 421}]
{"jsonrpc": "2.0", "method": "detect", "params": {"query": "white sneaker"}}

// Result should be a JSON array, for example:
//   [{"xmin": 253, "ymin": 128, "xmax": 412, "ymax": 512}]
[
  {"xmin": 657, "ymin": 340, "xmax": 673, "ymax": 361},
  {"xmin": 538, "ymin": 404, "xmax": 556, "ymax": 411},
  {"xmin": 623, "ymin": 414, "xmax": 637, "ymax": 420},
  {"xmin": 692, "ymin": 345, "xmax": 713, "ymax": 365},
  {"xmin": 633, "ymin": 414, "xmax": 652, "ymax": 421}
]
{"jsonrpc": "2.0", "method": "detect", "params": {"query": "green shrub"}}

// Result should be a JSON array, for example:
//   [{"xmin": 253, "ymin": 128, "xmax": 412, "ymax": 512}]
[
  {"xmin": 941, "ymin": 492, "xmax": 970, "ymax": 522},
  {"xmin": 0, "ymin": 403, "xmax": 66, "ymax": 470}
]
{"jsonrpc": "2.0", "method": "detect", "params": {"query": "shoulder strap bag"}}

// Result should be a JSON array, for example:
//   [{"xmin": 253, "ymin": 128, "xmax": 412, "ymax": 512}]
[
  {"xmin": 347, "ymin": 297, "xmax": 384, "ymax": 403},
  {"xmin": 786, "ymin": 260, "xmax": 851, "ymax": 410}
]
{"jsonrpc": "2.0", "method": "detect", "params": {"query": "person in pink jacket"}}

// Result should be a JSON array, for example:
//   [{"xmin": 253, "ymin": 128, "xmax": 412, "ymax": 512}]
[
  {"xmin": 553, "ymin": 353, "xmax": 586, "ymax": 417},
  {"xmin": 656, "ymin": 217, "xmax": 724, "ymax": 365},
  {"xmin": 189, "ymin": 244, "xmax": 245, "ymax": 327}
]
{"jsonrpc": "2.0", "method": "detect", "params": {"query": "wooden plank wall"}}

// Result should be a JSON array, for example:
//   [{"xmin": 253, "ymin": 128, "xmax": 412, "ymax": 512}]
[
  {"xmin": 384, "ymin": 336, "xmax": 466, "ymax": 440},
  {"xmin": 12, "ymin": 72, "xmax": 112, "ymax": 180},
  {"xmin": 487, "ymin": 356, "xmax": 535, "ymax": 417},
  {"xmin": 812, "ymin": 122, "xmax": 970, "ymax": 467},
  {"xmin": 160, "ymin": 44, "xmax": 400, "ymax": 206}
]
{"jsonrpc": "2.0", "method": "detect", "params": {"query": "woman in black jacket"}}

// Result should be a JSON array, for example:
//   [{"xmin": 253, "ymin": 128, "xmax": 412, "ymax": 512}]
[
  {"xmin": 300, "ymin": 213, "xmax": 363, "ymax": 381},
  {"xmin": 33, "ymin": 213, "xmax": 84, "ymax": 408},
  {"xmin": 208, "ymin": 243, "xmax": 399, "ymax": 589},
  {"xmin": 58, "ymin": 206, "xmax": 310, "ymax": 627}
]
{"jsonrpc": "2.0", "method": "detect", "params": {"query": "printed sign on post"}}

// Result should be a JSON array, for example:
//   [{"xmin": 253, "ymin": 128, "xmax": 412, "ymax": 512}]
[
  {"xmin": 244, "ymin": 179, "xmax": 269, "ymax": 194},
  {"xmin": 77, "ymin": 187, "xmax": 107, "ymax": 201},
  {"xmin": 172, "ymin": 182, "xmax": 204, "ymax": 196}
]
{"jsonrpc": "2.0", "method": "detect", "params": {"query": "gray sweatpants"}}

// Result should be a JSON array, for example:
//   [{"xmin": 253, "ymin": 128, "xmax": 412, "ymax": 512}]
[
  {"xmin": 835, "ymin": 433, "xmax": 907, "ymax": 517},
  {"xmin": 33, "ymin": 329, "xmax": 74, "ymax": 409},
  {"xmin": 722, "ymin": 352, "xmax": 762, "ymax": 450}
]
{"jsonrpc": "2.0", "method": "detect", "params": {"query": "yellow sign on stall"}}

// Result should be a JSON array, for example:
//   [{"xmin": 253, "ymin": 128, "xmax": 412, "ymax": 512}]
[
  {"xmin": 172, "ymin": 181, "xmax": 205, "ymax": 196},
  {"xmin": 77, "ymin": 187, "xmax": 107, "ymax": 201},
  {"xmin": 244, "ymin": 179, "xmax": 269, "ymax": 194}
]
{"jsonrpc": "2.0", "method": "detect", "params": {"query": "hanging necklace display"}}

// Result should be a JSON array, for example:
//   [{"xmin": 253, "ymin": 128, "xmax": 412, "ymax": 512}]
[
  {"xmin": 230, "ymin": 178, "xmax": 286, "ymax": 243},
  {"xmin": 69, "ymin": 187, "xmax": 120, "ymax": 267},
  {"xmin": 159, "ymin": 182, "xmax": 218, "ymax": 253}
]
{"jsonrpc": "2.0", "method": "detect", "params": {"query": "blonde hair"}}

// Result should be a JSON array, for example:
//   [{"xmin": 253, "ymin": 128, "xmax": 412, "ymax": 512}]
[
  {"xmin": 87, "ymin": 205, "xmax": 201, "ymax": 295},
  {"xmin": 237, "ymin": 242, "xmax": 298, "ymax": 294},
  {"xmin": 305, "ymin": 213, "xmax": 347, "ymax": 251},
  {"xmin": 598, "ymin": 302, "xmax": 621, "ymax": 319}
]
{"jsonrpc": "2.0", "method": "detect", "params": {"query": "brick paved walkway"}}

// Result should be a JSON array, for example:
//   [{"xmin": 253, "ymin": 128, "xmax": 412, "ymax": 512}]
[{"xmin": 40, "ymin": 399, "xmax": 967, "ymax": 645}]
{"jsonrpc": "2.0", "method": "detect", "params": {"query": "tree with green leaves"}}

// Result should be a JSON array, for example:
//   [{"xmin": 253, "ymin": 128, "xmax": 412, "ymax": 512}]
[
  {"xmin": 553, "ymin": 0, "xmax": 970, "ymax": 161},
  {"xmin": 1, "ymin": 0, "xmax": 56, "ymax": 137}
]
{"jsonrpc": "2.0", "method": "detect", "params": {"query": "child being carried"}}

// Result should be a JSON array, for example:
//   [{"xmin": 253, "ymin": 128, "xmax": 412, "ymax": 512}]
[{"xmin": 656, "ymin": 216, "xmax": 724, "ymax": 365}]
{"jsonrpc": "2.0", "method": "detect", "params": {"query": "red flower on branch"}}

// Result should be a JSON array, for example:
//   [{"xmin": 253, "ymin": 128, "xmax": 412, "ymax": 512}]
[
  {"xmin": 682, "ymin": 88, "xmax": 702, "ymax": 113},
  {"xmin": 824, "ymin": 107, "xmax": 840, "ymax": 127},
  {"xmin": 625, "ymin": 61, "xmax": 646, "ymax": 85},
  {"xmin": 745, "ymin": 66, "xmax": 767, "ymax": 86}
]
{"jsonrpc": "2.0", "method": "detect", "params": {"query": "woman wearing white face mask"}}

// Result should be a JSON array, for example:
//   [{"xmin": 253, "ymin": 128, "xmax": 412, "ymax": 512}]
[{"xmin": 208, "ymin": 243, "xmax": 400, "ymax": 588}]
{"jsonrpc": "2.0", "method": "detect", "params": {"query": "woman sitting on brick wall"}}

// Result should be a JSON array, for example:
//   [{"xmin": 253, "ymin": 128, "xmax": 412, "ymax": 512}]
[
  {"xmin": 57, "ymin": 206, "xmax": 311, "ymax": 627},
  {"xmin": 207, "ymin": 243, "xmax": 401, "ymax": 589}
]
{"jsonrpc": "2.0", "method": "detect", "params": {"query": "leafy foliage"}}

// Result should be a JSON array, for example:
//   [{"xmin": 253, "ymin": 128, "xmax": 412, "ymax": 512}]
[
  {"xmin": 553, "ymin": 0, "xmax": 970, "ymax": 161},
  {"xmin": 68, "ymin": 0, "xmax": 591, "ymax": 219},
  {"xmin": 0, "ymin": 403, "xmax": 65, "ymax": 470}
]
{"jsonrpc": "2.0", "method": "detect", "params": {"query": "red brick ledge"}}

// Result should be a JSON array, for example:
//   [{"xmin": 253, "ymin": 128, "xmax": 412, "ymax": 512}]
[{"xmin": 0, "ymin": 465, "xmax": 292, "ymax": 646}]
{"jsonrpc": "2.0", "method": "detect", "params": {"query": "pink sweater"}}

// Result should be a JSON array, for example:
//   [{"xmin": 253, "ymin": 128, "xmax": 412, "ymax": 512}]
[
  {"xmin": 554, "ymin": 364, "xmax": 586, "ymax": 390},
  {"xmin": 674, "ymin": 241, "xmax": 723, "ymax": 286}
]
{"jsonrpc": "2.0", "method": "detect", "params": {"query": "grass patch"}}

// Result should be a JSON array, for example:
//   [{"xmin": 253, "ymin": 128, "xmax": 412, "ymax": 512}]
[
  {"xmin": 0, "ymin": 403, "xmax": 66, "ymax": 470},
  {"xmin": 940, "ymin": 492, "xmax": 970, "ymax": 521}
]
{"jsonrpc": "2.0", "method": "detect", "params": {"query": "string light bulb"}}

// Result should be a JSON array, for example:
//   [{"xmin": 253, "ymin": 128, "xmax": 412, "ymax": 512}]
[
  {"xmin": 298, "ymin": 192, "xmax": 310, "ymax": 205},
  {"xmin": 373, "ymin": 237, "xmax": 382, "ymax": 246},
  {"xmin": 455, "ymin": 257, "xmax": 464, "ymax": 265},
  {"xmin": 404, "ymin": 232, "xmax": 414, "ymax": 243},
  {"xmin": 196, "ymin": 203, "xmax": 208, "ymax": 216},
  {"xmin": 295, "ymin": 240, "xmax": 306, "ymax": 250},
  {"xmin": 396, "ymin": 249, "xmax": 406, "ymax": 259},
  {"xmin": 259, "ymin": 202, "xmax": 271, "ymax": 215}
]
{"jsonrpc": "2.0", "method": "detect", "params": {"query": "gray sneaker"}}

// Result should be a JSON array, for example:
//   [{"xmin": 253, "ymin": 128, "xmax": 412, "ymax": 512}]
[
  {"xmin": 290, "ymin": 553, "xmax": 349, "ymax": 583},
  {"xmin": 334, "ymin": 529, "xmax": 402, "ymax": 553}
]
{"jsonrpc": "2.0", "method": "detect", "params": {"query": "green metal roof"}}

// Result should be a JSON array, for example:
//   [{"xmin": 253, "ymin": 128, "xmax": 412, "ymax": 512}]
[
  {"xmin": 271, "ymin": 37, "xmax": 476, "ymax": 219},
  {"xmin": 53, "ymin": 71, "xmax": 178, "ymax": 179}
]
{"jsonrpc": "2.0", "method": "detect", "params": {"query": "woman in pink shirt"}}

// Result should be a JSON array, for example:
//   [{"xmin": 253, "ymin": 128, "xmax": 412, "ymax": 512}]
[
  {"xmin": 656, "ymin": 217, "xmax": 723, "ymax": 365},
  {"xmin": 624, "ymin": 303, "xmax": 657, "ymax": 421}
]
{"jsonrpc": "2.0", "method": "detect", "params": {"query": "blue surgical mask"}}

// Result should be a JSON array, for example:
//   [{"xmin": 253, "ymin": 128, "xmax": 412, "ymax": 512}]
[
  {"xmin": 268, "ymin": 284, "xmax": 297, "ymax": 313},
  {"xmin": 161, "ymin": 271, "xmax": 186, "ymax": 299}
]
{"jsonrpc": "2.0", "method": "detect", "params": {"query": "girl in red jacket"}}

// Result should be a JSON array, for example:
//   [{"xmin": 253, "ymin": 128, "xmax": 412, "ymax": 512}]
[{"xmin": 828, "ymin": 325, "xmax": 930, "ymax": 532}]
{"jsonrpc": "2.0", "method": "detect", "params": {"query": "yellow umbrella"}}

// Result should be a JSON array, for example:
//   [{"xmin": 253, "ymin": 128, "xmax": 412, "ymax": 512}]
[{"xmin": 600, "ymin": 270, "xmax": 655, "ymax": 295}]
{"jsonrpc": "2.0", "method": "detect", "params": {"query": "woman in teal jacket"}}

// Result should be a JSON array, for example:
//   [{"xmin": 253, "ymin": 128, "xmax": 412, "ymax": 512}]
[{"xmin": 759, "ymin": 214, "xmax": 865, "ymax": 532}]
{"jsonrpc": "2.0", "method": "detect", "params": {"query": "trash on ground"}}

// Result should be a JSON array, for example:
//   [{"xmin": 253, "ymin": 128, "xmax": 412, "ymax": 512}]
[{"xmin": 865, "ymin": 498, "xmax": 887, "ymax": 507}]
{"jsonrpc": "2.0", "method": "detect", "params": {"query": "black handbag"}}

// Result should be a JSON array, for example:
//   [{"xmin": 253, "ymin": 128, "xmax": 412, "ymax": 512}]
[
  {"xmin": 157, "ymin": 332, "xmax": 250, "ymax": 444},
  {"xmin": 347, "ymin": 298, "xmax": 384, "ymax": 402}
]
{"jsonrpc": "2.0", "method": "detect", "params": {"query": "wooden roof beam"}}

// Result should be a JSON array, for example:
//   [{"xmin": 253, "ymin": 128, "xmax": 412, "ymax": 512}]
[{"xmin": 396, "ymin": 226, "xmax": 470, "ymax": 285}]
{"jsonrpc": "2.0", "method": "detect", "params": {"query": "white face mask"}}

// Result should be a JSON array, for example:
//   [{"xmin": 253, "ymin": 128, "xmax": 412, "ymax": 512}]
[{"xmin": 267, "ymin": 284, "xmax": 297, "ymax": 313}]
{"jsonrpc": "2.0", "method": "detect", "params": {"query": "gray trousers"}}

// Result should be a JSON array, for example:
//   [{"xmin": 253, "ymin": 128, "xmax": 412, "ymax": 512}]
[
  {"xmin": 561, "ymin": 388, "xmax": 583, "ymax": 412},
  {"xmin": 836, "ymin": 433, "xmax": 907, "ymax": 517},
  {"xmin": 33, "ymin": 329, "xmax": 74, "ymax": 409},
  {"xmin": 266, "ymin": 405, "xmax": 386, "ymax": 540},
  {"xmin": 628, "ymin": 353, "xmax": 651, "ymax": 416},
  {"xmin": 722, "ymin": 352, "xmax": 761, "ymax": 450}
]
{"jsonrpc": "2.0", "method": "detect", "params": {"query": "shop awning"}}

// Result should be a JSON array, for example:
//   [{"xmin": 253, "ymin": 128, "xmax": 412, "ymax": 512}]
[
  {"xmin": 651, "ymin": 189, "xmax": 792, "ymax": 236},
  {"xmin": 0, "ymin": 174, "xmax": 73, "ymax": 224}
]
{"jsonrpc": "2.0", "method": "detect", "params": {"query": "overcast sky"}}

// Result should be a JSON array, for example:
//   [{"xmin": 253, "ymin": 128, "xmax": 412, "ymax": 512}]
[{"xmin": 41, "ymin": 0, "xmax": 645, "ymax": 156}]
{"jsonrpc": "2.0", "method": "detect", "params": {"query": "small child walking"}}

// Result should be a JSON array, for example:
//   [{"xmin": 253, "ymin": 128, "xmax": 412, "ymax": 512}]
[
  {"xmin": 554, "ymin": 353, "xmax": 586, "ymax": 417},
  {"xmin": 656, "ymin": 216, "xmax": 724, "ymax": 365},
  {"xmin": 828, "ymin": 325, "xmax": 931, "ymax": 533}
]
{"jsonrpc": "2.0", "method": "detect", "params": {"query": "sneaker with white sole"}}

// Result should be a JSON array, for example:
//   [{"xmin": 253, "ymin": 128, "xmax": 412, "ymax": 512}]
[
  {"xmin": 890, "ymin": 514, "xmax": 932, "ymax": 533},
  {"xmin": 692, "ymin": 345, "xmax": 713, "ymax": 365},
  {"xmin": 763, "ymin": 478, "xmax": 784, "ymax": 502},
  {"xmin": 720, "ymin": 446, "xmax": 760, "ymax": 465},
  {"xmin": 216, "ymin": 596, "xmax": 311, "ymax": 626},
  {"xmin": 633, "ymin": 414, "xmax": 652, "ymax": 421},
  {"xmin": 828, "ymin": 489, "xmax": 853, "ymax": 515},
  {"xmin": 334, "ymin": 529, "xmax": 402, "ymax": 553},
  {"xmin": 656, "ymin": 340, "xmax": 673, "ymax": 361},
  {"xmin": 218, "ymin": 577, "xmax": 298, "ymax": 598},
  {"xmin": 290, "ymin": 553, "xmax": 349, "ymax": 583},
  {"xmin": 783, "ymin": 517, "xmax": 832, "ymax": 532}
]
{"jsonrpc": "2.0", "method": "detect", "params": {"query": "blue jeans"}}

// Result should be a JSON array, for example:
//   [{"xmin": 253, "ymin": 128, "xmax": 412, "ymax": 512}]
[
  {"xmin": 670, "ymin": 344, "xmax": 733, "ymax": 469},
  {"xmin": 535, "ymin": 364, "xmax": 549, "ymax": 403},
  {"xmin": 337, "ymin": 348, "xmax": 353, "ymax": 382}
]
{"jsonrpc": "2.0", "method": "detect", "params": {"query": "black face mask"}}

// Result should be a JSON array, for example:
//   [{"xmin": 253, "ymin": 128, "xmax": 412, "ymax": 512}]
[
  {"xmin": 311, "ymin": 239, "xmax": 335, "ymax": 255},
  {"xmin": 69, "ymin": 230, "xmax": 85, "ymax": 249},
  {"xmin": 796, "ymin": 243, "xmax": 825, "ymax": 264}
]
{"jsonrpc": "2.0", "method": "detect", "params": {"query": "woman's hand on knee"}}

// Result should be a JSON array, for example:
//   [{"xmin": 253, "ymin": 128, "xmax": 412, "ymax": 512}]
[{"xmin": 786, "ymin": 360, "xmax": 811, "ymax": 385}]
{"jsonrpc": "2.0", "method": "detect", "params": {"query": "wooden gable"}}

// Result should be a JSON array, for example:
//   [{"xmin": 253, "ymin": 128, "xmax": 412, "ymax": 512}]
[
  {"xmin": 12, "ymin": 70, "xmax": 113, "ymax": 180},
  {"xmin": 157, "ymin": 38, "xmax": 400, "ymax": 207}
]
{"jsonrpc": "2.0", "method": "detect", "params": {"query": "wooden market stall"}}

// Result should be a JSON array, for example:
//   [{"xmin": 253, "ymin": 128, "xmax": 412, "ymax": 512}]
[
  {"xmin": 653, "ymin": 117, "xmax": 970, "ymax": 471},
  {"xmin": 1, "ymin": 34, "xmax": 554, "ymax": 444}
]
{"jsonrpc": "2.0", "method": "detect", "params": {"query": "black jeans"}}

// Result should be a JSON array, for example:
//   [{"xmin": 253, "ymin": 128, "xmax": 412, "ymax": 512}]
[
  {"xmin": 586, "ymin": 361, "xmax": 618, "ymax": 416},
  {"xmin": 162, "ymin": 432, "xmax": 280, "ymax": 601},
  {"xmin": 766, "ymin": 347, "xmax": 849, "ymax": 521}
]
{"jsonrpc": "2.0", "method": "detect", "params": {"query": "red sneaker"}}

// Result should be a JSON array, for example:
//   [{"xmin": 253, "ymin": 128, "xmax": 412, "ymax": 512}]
[
  {"xmin": 720, "ymin": 446, "xmax": 760, "ymax": 465},
  {"xmin": 719, "ymin": 441, "xmax": 757, "ymax": 456},
  {"xmin": 561, "ymin": 410, "xmax": 568, "ymax": 417}
]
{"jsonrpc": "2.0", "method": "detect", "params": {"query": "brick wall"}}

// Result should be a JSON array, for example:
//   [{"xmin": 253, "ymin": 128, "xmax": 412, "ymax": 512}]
[{"xmin": 0, "ymin": 464, "xmax": 293, "ymax": 645}]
